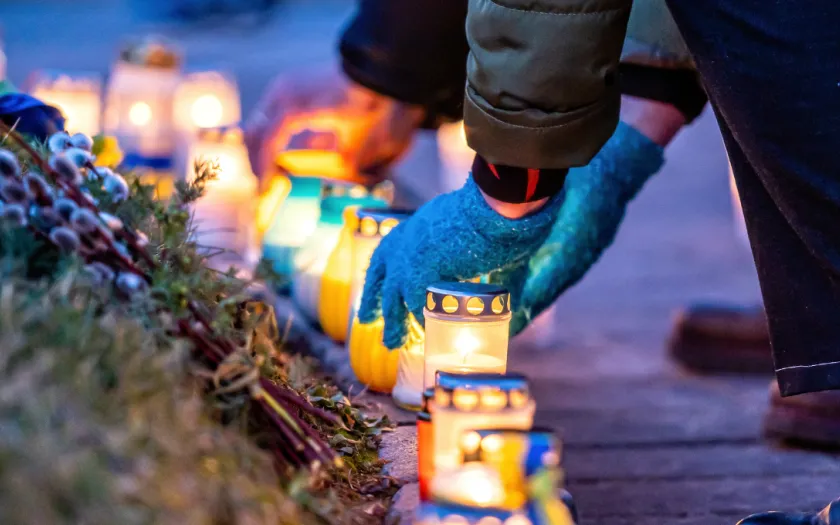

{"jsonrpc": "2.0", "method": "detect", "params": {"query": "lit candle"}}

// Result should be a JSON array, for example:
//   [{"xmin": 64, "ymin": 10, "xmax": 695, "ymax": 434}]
[
  {"xmin": 28, "ymin": 70, "xmax": 103, "ymax": 136},
  {"xmin": 431, "ymin": 373, "xmax": 535, "ymax": 473},
  {"xmin": 104, "ymin": 37, "xmax": 182, "ymax": 194},
  {"xmin": 423, "ymin": 283, "xmax": 512, "ymax": 389},
  {"xmin": 174, "ymin": 70, "xmax": 241, "ymax": 132},
  {"xmin": 187, "ymin": 126, "xmax": 259, "ymax": 275}
]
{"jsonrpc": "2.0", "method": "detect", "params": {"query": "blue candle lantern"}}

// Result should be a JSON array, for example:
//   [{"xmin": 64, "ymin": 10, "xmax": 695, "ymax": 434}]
[
  {"xmin": 291, "ymin": 180, "xmax": 391, "ymax": 319},
  {"xmin": 261, "ymin": 175, "xmax": 323, "ymax": 278}
]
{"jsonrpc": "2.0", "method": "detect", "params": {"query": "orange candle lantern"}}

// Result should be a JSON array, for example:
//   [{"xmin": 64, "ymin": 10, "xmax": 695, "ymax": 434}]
[
  {"xmin": 28, "ymin": 70, "xmax": 103, "ymax": 136},
  {"xmin": 418, "ymin": 388, "xmax": 436, "ymax": 502}
]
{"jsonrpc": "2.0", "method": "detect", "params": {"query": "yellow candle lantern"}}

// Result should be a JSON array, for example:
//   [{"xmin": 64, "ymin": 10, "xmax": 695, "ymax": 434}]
[
  {"xmin": 344, "ymin": 209, "xmax": 414, "ymax": 393},
  {"xmin": 174, "ymin": 70, "xmax": 241, "ymax": 132},
  {"xmin": 423, "ymin": 283, "xmax": 511, "ymax": 389},
  {"xmin": 187, "ymin": 126, "xmax": 259, "ymax": 274},
  {"xmin": 318, "ymin": 202, "xmax": 397, "ymax": 342},
  {"xmin": 293, "ymin": 185, "xmax": 391, "ymax": 321},
  {"xmin": 28, "ymin": 70, "xmax": 103, "ymax": 136},
  {"xmin": 431, "ymin": 373, "xmax": 535, "ymax": 473},
  {"xmin": 104, "ymin": 36, "xmax": 181, "ymax": 192}
]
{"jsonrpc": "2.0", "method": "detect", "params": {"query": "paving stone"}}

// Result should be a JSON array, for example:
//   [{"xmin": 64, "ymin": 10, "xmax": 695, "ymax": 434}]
[
  {"xmin": 380, "ymin": 426, "xmax": 418, "ymax": 483},
  {"xmin": 384, "ymin": 483, "xmax": 419, "ymax": 525}
]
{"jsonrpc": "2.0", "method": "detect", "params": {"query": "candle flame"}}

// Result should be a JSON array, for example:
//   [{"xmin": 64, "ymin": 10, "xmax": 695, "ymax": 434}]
[
  {"xmin": 191, "ymin": 94, "xmax": 223, "ymax": 128},
  {"xmin": 454, "ymin": 329, "xmax": 480, "ymax": 361},
  {"xmin": 128, "ymin": 101, "xmax": 152, "ymax": 127}
]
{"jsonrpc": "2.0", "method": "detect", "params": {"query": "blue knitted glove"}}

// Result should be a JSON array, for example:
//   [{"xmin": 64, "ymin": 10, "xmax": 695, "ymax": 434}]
[
  {"xmin": 507, "ymin": 122, "xmax": 665, "ymax": 335},
  {"xmin": 358, "ymin": 175, "xmax": 565, "ymax": 349}
]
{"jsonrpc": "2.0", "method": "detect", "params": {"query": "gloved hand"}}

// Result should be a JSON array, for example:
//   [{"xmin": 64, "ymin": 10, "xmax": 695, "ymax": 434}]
[
  {"xmin": 244, "ymin": 66, "xmax": 425, "ymax": 184},
  {"xmin": 507, "ymin": 121, "xmax": 665, "ymax": 335},
  {"xmin": 358, "ymin": 175, "xmax": 566, "ymax": 349}
]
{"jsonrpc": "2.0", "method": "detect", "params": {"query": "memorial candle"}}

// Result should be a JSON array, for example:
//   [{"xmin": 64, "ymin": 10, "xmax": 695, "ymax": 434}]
[
  {"xmin": 423, "ymin": 283, "xmax": 511, "ymax": 389},
  {"xmin": 417, "ymin": 388, "xmax": 436, "ymax": 501},
  {"xmin": 431, "ymin": 373, "xmax": 535, "ymax": 473}
]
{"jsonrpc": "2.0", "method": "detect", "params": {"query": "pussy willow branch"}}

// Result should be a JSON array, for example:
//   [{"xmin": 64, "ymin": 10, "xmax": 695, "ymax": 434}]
[{"xmin": 0, "ymin": 122, "xmax": 338, "ymax": 471}]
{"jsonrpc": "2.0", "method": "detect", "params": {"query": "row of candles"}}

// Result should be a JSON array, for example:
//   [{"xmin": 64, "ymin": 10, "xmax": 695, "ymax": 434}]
[
  {"xmin": 284, "ymin": 199, "xmax": 574, "ymax": 523},
  {"xmin": 17, "ymin": 35, "xmax": 575, "ymax": 522}
]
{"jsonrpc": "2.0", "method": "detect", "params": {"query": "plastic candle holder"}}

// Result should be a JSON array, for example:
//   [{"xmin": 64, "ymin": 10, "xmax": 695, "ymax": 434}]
[
  {"xmin": 28, "ymin": 70, "xmax": 103, "ymax": 136},
  {"xmin": 431, "ymin": 372, "xmax": 535, "ymax": 473},
  {"xmin": 104, "ymin": 37, "xmax": 181, "ymax": 185},
  {"xmin": 423, "ymin": 283, "xmax": 511, "ymax": 389},
  {"xmin": 174, "ymin": 70, "xmax": 241, "ymax": 133},
  {"xmin": 460, "ymin": 428, "xmax": 562, "ymax": 511},
  {"xmin": 294, "ymin": 185, "xmax": 391, "ymax": 321},
  {"xmin": 418, "ymin": 388, "xmax": 436, "ymax": 502},
  {"xmin": 318, "ymin": 199, "xmax": 394, "ymax": 341},
  {"xmin": 187, "ymin": 126, "xmax": 259, "ymax": 275}
]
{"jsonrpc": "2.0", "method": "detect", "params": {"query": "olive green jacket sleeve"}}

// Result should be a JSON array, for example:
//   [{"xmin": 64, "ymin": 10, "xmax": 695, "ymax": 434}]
[{"xmin": 464, "ymin": 0, "xmax": 633, "ymax": 169}]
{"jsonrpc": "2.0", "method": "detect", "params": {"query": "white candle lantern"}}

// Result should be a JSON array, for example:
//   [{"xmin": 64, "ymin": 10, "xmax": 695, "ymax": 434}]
[
  {"xmin": 104, "ymin": 37, "xmax": 181, "ymax": 179},
  {"xmin": 293, "ymin": 185, "xmax": 391, "ymax": 321},
  {"xmin": 28, "ymin": 70, "xmax": 103, "ymax": 136},
  {"xmin": 187, "ymin": 126, "xmax": 259, "ymax": 275},
  {"xmin": 423, "ymin": 283, "xmax": 511, "ymax": 389},
  {"xmin": 431, "ymin": 372, "xmax": 535, "ymax": 473},
  {"xmin": 174, "ymin": 70, "xmax": 241, "ymax": 132}
]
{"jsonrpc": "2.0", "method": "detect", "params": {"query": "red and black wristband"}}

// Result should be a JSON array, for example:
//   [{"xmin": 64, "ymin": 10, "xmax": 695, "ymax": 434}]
[{"xmin": 471, "ymin": 155, "xmax": 568, "ymax": 204}]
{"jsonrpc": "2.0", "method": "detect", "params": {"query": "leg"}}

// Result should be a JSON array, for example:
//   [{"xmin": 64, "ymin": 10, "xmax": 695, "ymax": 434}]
[{"xmin": 666, "ymin": 0, "xmax": 840, "ymax": 396}]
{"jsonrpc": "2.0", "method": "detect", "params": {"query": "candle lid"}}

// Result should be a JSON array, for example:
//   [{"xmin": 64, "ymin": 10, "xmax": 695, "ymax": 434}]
[
  {"xmin": 354, "ymin": 207, "xmax": 414, "ymax": 237},
  {"xmin": 28, "ymin": 70, "xmax": 102, "ymax": 92},
  {"xmin": 425, "ymin": 282, "xmax": 511, "ymax": 318},
  {"xmin": 434, "ymin": 372, "xmax": 531, "ymax": 411}
]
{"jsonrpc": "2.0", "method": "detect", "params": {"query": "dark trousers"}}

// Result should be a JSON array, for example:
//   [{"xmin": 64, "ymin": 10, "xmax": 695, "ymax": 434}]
[{"xmin": 665, "ymin": 0, "xmax": 840, "ymax": 395}]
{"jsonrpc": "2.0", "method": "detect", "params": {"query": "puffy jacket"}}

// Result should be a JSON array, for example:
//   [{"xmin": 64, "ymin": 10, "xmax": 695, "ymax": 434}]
[{"xmin": 339, "ymin": 0, "xmax": 699, "ymax": 172}]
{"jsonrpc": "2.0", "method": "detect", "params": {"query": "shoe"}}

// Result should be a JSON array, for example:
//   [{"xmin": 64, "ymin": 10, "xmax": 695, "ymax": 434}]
[
  {"xmin": 668, "ymin": 302, "xmax": 773, "ymax": 374},
  {"xmin": 764, "ymin": 381, "xmax": 840, "ymax": 448},
  {"xmin": 738, "ymin": 497, "xmax": 840, "ymax": 524}
]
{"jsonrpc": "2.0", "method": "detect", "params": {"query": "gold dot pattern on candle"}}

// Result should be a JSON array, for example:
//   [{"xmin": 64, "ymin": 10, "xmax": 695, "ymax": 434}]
[
  {"xmin": 442, "ymin": 295, "xmax": 459, "ymax": 313},
  {"xmin": 435, "ymin": 389, "xmax": 451, "ymax": 408},
  {"xmin": 453, "ymin": 388, "xmax": 480, "ymax": 411},
  {"xmin": 477, "ymin": 518, "xmax": 504, "ymax": 525},
  {"xmin": 504, "ymin": 515, "xmax": 532, "ymax": 525},
  {"xmin": 460, "ymin": 430, "xmax": 482, "ymax": 455},
  {"xmin": 467, "ymin": 297, "xmax": 485, "ymax": 315},
  {"xmin": 480, "ymin": 389, "xmax": 509, "ymax": 411},
  {"xmin": 427, "ymin": 292, "xmax": 437, "ymax": 311},
  {"xmin": 360, "ymin": 216, "xmax": 378, "ymax": 236},
  {"xmin": 480, "ymin": 434, "xmax": 504, "ymax": 455},
  {"xmin": 491, "ymin": 296, "xmax": 506, "ymax": 314},
  {"xmin": 509, "ymin": 389, "xmax": 529, "ymax": 409},
  {"xmin": 380, "ymin": 218, "xmax": 399, "ymax": 236}
]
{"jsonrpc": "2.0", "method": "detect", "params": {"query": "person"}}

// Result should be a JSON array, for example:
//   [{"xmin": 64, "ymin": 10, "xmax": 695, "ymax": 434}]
[{"xmin": 247, "ymin": 0, "xmax": 840, "ymax": 521}]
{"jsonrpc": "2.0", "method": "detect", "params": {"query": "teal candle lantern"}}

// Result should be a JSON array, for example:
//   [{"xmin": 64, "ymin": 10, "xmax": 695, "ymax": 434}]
[
  {"xmin": 291, "ymin": 180, "xmax": 391, "ymax": 320},
  {"xmin": 261, "ymin": 175, "xmax": 324, "ymax": 278}
]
